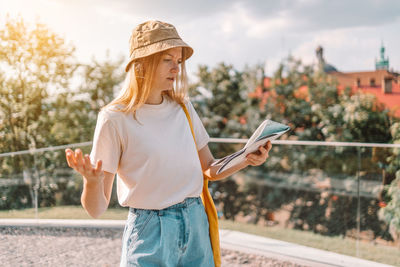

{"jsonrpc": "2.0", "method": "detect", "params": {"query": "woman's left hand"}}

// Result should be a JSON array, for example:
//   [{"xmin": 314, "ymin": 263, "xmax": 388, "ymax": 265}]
[{"xmin": 245, "ymin": 140, "xmax": 272, "ymax": 166}]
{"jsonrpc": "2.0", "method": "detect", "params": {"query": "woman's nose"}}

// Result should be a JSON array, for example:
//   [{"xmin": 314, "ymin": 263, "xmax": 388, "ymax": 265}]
[{"xmin": 171, "ymin": 62, "xmax": 179, "ymax": 73}]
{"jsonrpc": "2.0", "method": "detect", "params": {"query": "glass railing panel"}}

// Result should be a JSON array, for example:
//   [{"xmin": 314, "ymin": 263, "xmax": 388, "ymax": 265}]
[{"xmin": 1, "ymin": 141, "xmax": 399, "ymax": 265}]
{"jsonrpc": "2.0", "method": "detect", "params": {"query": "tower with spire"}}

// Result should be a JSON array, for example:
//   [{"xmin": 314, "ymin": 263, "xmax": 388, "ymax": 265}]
[
  {"xmin": 316, "ymin": 45, "xmax": 337, "ymax": 73},
  {"xmin": 314, "ymin": 43, "xmax": 400, "ymax": 116},
  {"xmin": 375, "ymin": 42, "xmax": 389, "ymax": 70}
]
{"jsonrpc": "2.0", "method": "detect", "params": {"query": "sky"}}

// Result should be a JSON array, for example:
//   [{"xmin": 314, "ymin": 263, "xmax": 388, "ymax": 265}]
[{"xmin": 1, "ymin": 0, "xmax": 400, "ymax": 81}]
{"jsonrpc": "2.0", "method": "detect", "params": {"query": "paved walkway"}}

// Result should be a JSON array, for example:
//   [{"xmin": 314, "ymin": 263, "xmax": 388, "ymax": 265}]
[{"xmin": 0, "ymin": 219, "xmax": 394, "ymax": 267}]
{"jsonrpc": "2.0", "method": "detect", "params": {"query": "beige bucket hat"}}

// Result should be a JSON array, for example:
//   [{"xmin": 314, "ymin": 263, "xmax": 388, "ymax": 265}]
[{"xmin": 125, "ymin": 20, "xmax": 194, "ymax": 72}]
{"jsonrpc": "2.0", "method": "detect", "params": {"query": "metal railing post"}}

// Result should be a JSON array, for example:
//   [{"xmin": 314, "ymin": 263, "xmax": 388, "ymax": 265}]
[{"xmin": 356, "ymin": 146, "xmax": 361, "ymax": 257}]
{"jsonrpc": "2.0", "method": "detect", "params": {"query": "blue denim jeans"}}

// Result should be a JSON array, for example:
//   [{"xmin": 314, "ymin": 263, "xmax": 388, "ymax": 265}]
[{"xmin": 120, "ymin": 197, "xmax": 215, "ymax": 267}]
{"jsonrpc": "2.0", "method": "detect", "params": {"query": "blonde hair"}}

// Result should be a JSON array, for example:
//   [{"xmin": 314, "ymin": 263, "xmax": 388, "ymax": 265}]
[{"xmin": 103, "ymin": 48, "xmax": 189, "ymax": 121}]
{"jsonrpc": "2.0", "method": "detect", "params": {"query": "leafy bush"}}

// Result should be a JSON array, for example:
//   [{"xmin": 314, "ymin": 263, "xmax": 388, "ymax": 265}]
[
  {"xmin": 379, "ymin": 170, "xmax": 400, "ymax": 243},
  {"xmin": 0, "ymin": 184, "xmax": 32, "ymax": 210}
]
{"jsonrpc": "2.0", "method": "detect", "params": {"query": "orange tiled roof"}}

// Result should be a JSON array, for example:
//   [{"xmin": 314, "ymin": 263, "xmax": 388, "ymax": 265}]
[
  {"xmin": 359, "ymin": 82, "xmax": 400, "ymax": 117},
  {"xmin": 250, "ymin": 74, "xmax": 400, "ymax": 117},
  {"xmin": 330, "ymin": 70, "xmax": 400, "ymax": 117}
]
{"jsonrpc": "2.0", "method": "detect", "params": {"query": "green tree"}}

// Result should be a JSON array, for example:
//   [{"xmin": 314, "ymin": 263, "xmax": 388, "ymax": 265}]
[
  {"xmin": 48, "ymin": 52, "xmax": 125, "ymax": 146},
  {"xmin": 260, "ymin": 56, "xmax": 393, "ymax": 175},
  {"xmin": 189, "ymin": 62, "xmax": 265, "ymax": 220},
  {"xmin": 379, "ymin": 123, "xmax": 400, "ymax": 243},
  {"xmin": 45, "ymin": 53, "xmax": 125, "ymax": 206},
  {"xmin": 0, "ymin": 16, "xmax": 125, "ymax": 209},
  {"xmin": 379, "ymin": 170, "xmax": 400, "ymax": 245},
  {"xmin": 0, "ymin": 16, "xmax": 77, "ymax": 156},
  {"xmin": 0, "ymin": 16, "xmax": 78, "ymax": 207},
  {"xmin": 190, "ymin": 63, "xmax": 263, "ymax": 158},
  {"xmin": 78, "ymin": 51, "xmax": 125, "ymax": 119},
  {"xmin": 260, "ymin": 56, "xmax": 397, "ymax": 238}
]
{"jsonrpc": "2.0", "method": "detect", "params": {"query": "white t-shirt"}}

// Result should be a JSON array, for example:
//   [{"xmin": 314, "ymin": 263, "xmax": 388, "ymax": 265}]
[{"xmin": 89, "ymin": 95, "xmax": 210, "ymax": 209}]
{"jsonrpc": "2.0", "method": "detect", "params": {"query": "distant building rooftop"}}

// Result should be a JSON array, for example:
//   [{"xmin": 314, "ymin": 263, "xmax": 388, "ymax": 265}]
[{"xmin": 253, "ymin": 45, "xmax": 400, "ymax": 117}]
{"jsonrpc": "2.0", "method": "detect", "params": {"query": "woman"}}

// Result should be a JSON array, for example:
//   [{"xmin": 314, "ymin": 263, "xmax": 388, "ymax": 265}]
[{"xmin": 65, "ymin": 20, "xmax": 272, "ymax": 267}]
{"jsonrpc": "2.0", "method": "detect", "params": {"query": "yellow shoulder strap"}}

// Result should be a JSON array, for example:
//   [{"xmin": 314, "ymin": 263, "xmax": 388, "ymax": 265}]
[{"xmin": 180, "ymin": 102, "xmax": 221, "ymax": 267}]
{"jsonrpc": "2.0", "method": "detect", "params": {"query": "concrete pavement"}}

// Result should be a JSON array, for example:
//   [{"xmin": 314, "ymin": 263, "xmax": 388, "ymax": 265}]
[{"xmin": 0, "ymin": 219, "xmax": 394, "ymax": 267}]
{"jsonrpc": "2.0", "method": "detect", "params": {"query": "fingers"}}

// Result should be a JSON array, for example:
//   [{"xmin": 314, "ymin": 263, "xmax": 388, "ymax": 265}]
[
  {"xmin": 246, "ymin": 141, "xmax": 272, "ymax": 166},
  {"xmin": 94, "ymin": 159, "xmax": 103, "ymax": 175},
  {"xmin": 255, "ymin": 144, "xmax": 269, "ymax": 159},
  {"xmin": 260, "ymin": 141, "xmax": 272, "ymax": 158},
  {"xmin": 65, "ymin": 148, "xmax": 76, "ymax": 168},
  {"xmin": 263, "ymin": 140, "xmax": 272, "ymax": 151},
  {"xmin": 70, "ymin": 149, "xmax": 84, "ymax": 173},
  {"xmin": 246, "ymin": 154, "xmax": 264, "ymax": 166},
  {"xmin": 245, "ymin": 156, "xmax": 260, "ymax": 166},
  {"xmin": 65, "ymin": 148, "xmax": 104, "ymax": 182},
  {"xmin": 65, "ymin": 148, "xmax": 94, "ymax": 174},
  {"xmin": 84, "ymin": 154, "xmax": 92, "ymax": 172}
]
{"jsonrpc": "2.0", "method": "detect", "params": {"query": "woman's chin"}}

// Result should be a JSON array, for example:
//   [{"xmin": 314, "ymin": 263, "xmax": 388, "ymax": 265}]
[{"xmin": 162, "ymin": 86, "xmax": 173, "ymax": 92}]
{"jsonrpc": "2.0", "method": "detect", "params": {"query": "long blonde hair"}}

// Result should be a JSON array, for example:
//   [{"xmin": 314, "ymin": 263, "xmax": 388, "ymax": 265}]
[{"xmin": 103, "ymin": 48, "xmax": 189, "ymax": 120}]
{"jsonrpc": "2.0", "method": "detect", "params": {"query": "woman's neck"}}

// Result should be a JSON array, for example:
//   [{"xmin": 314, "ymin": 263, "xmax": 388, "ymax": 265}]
[{"xmin": 145, "ymin": 92, "xmax": 164, "ymax": 105}]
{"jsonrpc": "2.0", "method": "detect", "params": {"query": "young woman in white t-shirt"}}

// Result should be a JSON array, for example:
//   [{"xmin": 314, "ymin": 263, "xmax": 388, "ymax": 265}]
[{"xmin": 65, "ymin": 20, "xmax": 272, "ymax": 267}]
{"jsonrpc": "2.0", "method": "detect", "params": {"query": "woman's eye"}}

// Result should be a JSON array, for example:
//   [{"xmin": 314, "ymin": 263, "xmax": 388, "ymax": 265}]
[{"xmin": 164, "ymin": 58, "xmax": 182, "ymax": 64}]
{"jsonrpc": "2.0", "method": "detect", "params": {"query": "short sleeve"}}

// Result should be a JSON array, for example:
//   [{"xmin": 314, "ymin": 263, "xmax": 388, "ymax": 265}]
[
  {"xmin": 90, "ymin": 111, "xmax": 121, "ymax": 174},
  {"xmin": 185, "ymin": 100, "xmax": 210, "ymax": 150}
]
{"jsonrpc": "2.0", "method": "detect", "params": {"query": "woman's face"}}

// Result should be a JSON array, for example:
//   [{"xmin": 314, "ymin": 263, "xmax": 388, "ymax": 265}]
[{"xmin": 152, "ymin": 47, "xmax": 182, "ymax": 92}]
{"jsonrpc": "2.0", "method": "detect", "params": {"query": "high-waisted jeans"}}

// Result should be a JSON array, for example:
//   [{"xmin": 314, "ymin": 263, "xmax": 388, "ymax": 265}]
[{"xmin": 120, "ymin": 196, "xmax": 215, "ymax": 267}]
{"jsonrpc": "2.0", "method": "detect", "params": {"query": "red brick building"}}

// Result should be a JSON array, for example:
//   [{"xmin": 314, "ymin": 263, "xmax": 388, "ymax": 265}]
[
  {"xmin": 318, "ymin": 45, "xmax": 400, "ymax": 117},
  {"xmin": 251, "ymin": 45, "xmax": 400, "ymax": 117}
]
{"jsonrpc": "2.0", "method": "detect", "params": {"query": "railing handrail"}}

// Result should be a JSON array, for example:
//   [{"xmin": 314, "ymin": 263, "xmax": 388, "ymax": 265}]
[
  {"xmin": 1, "ymin": 138, "xmax": 400, "ymax": 158},
  {"xmin": 210, "ymin": 138, "xmax": 400, "ymax": 148},
  {"xmin": 0, "ymin": 142, "xmax": 92, "ymax": 158}
]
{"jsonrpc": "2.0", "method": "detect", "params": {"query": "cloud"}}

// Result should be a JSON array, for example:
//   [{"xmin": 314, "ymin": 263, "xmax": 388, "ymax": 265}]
[
  {"xmin": 218, "ymin": 2, "xmax": 292, "ymax": 39},
  {"xmin": 2, "ymin": 0, "xmax": 399, "ymax": 76},
  {"xmin": 292, "ymin": 27, "xmax": 385, "ymax": 71},
  {"xmin": 85, "ymin": 0, "xmax": 236, "ymax": 22},
  {"xmin": 240, "ymin": 0, "xmax": 400, "ymax": 32}
]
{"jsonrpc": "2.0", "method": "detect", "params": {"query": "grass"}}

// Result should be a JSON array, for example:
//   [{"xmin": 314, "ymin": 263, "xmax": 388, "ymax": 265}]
[
  {"xmin": 0, "ymin": 205, "xmax": 129, "ymax": 220},
  {"xmin": 219, "ymin": 220, "xmax": 400, "ymax": 266},
  {"xmin": 1, "ymin": 206, "xmax": 399, "ymax": 266}
]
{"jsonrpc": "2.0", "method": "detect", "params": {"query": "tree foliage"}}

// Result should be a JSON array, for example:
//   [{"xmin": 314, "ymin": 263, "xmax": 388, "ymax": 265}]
[
  {"xmin": 1, "ymin": 16, "xmax": 399, "ymax": 242},
  {"xmin": 0, "ymin": 16, "xmax": 124, "ymax": 209},
  {"xmin": 0, "ymin": 16, "xmax": 77, "ymax": 156},
  {"xmin": 191, "ymin": 56, "xmax": 399, "ymax": 241},
  {"xmin": 189, "ymin": 63, "xmax": 263, "ymax": 158}
]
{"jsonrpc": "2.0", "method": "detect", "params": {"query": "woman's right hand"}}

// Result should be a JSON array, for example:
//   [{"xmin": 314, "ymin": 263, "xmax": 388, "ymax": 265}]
[{"xmin": 65, "ymin": 148, "xmax": 105, "ymax": 184}]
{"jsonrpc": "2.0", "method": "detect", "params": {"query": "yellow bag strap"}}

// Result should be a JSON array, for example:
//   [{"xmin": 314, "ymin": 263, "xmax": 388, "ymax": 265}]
[{"xmin": 180, "ymin": 103, "xmax": 221, "ymax": 267}]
